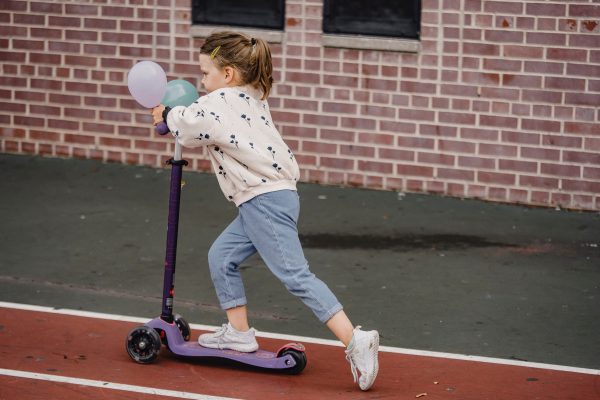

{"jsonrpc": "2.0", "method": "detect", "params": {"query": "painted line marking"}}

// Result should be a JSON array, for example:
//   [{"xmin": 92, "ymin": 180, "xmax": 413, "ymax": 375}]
[
  {"xmin": 0, "ymin": 368, "xmax": 239, "ymax": 400},
  {"xmin": 2, "ymin": 301, "xmax": 599, "ymax": 376}
]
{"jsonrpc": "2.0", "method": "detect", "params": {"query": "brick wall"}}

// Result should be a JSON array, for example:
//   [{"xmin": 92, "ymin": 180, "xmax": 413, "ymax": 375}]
[{"xmin": 1, "ymin": 0, "xmax": 599, "ymax": 210}]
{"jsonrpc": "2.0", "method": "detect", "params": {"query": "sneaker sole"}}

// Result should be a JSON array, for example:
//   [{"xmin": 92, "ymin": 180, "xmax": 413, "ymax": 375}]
[
  {"xmin": 198, "ymin": 340, "xmax": 259, "ymax": 353},
  {"xmin": 360, "ymin": 331, "xmax": 379, "ymax": 391}
]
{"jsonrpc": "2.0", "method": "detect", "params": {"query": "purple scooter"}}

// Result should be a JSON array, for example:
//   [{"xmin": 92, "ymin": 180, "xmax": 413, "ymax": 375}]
[{"xmin": 125, "ymin": 123, "xmax": 307, "ymax": 374}]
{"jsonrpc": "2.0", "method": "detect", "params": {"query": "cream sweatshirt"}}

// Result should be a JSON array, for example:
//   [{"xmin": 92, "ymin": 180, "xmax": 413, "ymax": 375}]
[{"xmin": 166, "ymin": 85, "xmax": 300, "ymax": 206}]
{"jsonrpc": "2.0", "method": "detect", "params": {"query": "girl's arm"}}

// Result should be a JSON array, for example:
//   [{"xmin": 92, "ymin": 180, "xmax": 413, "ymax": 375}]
[{"xmin": 152, "ymin": 99, "xmax": 221, "ymax": 148}]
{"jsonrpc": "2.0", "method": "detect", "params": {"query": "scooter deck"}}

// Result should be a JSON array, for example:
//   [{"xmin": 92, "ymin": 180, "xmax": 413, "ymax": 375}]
[{"xmin": 147, "ymin": 318, "xmax": 300, "ymax": 370}]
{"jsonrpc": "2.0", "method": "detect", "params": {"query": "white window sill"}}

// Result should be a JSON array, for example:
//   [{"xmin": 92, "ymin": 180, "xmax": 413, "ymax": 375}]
[
  {"xmin": 190, "ymin": 25, "xmax": 284, "ymax": 44},
  {"xmin": 322, "ymin": 34, "xmax": 420, "ymax": 53}
]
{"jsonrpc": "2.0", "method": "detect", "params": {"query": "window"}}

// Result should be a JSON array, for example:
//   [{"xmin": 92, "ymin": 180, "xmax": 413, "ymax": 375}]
[
  {"xmin": 323, "ymin": 0, "xmax": 421, "ymax": 40},
  {"xmin": 192, "ymin": 0, "xmax": 285, "ymax": 31}
]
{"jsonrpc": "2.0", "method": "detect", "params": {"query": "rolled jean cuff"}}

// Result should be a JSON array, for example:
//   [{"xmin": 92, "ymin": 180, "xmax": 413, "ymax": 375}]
[
  {"xmin": 319, "ymin": 303, "xmax": 344, "ymax": 324},
  {"xmin": 220, "ymin": 297, "xmax": 247, "ymax": 310}
]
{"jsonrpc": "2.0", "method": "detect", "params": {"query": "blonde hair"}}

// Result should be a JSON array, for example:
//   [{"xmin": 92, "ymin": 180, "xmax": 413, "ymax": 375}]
[{"xmin": 201, "ymin": 31, "xmax": 273, "ymax": 100}]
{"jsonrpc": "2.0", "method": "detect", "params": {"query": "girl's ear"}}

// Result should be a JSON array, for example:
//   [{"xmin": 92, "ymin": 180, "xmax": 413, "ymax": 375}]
[{"xmin": 223, "ymin": 66, "xmax": 237, "ymax": 85}]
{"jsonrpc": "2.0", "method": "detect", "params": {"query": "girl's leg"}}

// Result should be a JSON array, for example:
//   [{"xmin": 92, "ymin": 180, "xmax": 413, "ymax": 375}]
[
  {"xmin": 226, "ymin": 305, "xmax": 250, "ymax": 331},
  {"xmin": 239, "ymin": 190, "xmax": 343, "ymax": 325},
  {"xmin": 326, "ymin": 310, "xmax": 354, "ymax": 347},
  {"xmin": 208, "ymin": 214, "xmax": 256, "ymax": 328}
]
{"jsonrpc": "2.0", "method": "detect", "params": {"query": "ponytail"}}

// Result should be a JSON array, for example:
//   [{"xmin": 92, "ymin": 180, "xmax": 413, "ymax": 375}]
[{"xmin": 200, "ymin": 31, "xmax": 273, "ymax": 100}]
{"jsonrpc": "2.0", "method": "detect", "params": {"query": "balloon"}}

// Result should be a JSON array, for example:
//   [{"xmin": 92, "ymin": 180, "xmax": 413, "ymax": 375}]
[
  {"xmin": 127, "ymin": 61, "xmax": 167, "ymax": 108},
  {"xmin": 161, "ymin": 79, "xmax": 199, "ymax": 108}
]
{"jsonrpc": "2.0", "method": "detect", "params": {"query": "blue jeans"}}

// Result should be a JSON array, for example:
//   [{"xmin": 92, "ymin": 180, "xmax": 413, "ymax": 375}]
[{"xmin": 208, "ymin": 190, "xmax": 343, "ymax": 323}]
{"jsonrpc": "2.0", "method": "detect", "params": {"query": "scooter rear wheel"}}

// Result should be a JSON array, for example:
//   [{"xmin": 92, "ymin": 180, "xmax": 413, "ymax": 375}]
[
  {"xmin": 126, "ymin": 326, "xmax": 161, "ymax": 364},
  {"xmin": 280, "ymin": 349, "xmax": 307, "ymax": 374}
]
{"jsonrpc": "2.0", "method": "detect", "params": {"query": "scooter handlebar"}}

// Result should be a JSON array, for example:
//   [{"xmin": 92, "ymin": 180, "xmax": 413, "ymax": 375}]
[{"xmin": 155, "ymin": 121, "xmax": 169, "ymax": 136}]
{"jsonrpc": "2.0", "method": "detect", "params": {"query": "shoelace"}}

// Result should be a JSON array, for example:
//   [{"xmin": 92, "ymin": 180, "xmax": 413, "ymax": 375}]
[
  {"xmin": 346, "ymin": 352, "xmax": 359, "ymax": 383},
  {"xmin": 345, "ymin": 325, "xmax": 362, "ymax": 383}
]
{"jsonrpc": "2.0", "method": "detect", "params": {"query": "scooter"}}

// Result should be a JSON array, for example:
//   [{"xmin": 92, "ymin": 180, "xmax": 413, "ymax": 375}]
[{"xmin": 125, "ymin": 125, "xmax": 307, "ymax": 374}]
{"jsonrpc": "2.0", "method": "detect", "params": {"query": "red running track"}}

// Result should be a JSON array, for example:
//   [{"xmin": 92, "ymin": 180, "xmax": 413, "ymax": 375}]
[{"xmin": 0, "ymin": 306, "xmax": 598, "ymax": 400}]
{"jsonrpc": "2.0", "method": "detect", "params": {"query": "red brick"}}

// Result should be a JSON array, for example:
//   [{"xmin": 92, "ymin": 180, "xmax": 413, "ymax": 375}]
[
  {"xmin": 570, "ymin": 34, "xmax": 599, "ymax": 47},
  {"xmin": 397, "ymin": 164, "xmax": 434, "ymax": 177},
  {"xmin": 569, "ymin": 5, "xmax": 600, "ymax": 18},
  {"xmin": 323, "ymin": 75, "xmax": 355, "ymax": 87},
  {"xmin": 502, "ymin": 74, "xmax": 542, "ymax": 88},
  {"xmin": 64, "ymin": 134, "xmax": 95, "ymax": 145},
  {"xmin": 14, "ymin": 13, "xmax": 45, "ymax": 25},
  {"xmin": 563, "ymin": 151, "xmax": 600, "ymax": 164},
  {"xmin": 341, "ymin": 144, "xmax": 376, "ymax": 158},
  {"xmin": 499, "ymin": 159, "xmax": 538, "ymax": 173},
  {"xmin": 541, "ymin": 163, "xmax": 581, "ymax": 178},
  {"xmin": 547, "ymin": 48, "xmax": 587, "ymax": 62},
  {"xmin": 360, "ymin": 105, "xmax": 395, "ymax": 119},
  {"xmin": 66, "ymin": 29, "xmax": 98, "ymax": 41},
  {"xmin": 281, "ymin": 125, "xmax": 317, "ymax": 138},
  {"xmin": 302, "ymin": 141, "xmax": 337, "ymax": 154},
  {"xmin": 358, "ymin": 132, "xmax": 394, "ymax": 146},
  {"xmin": 485, "ymin": 30, "xmax": 524, "ymax": 43},
  {"xmin": 479, "ymin": 115, "xmax": 518, "ymax": 129},
  {"xmin": 378, "ymin": 148, "xmax": 414, "ymax": 161},
  {"xmin": 341, "ymin": 117, "xmax": 376, "ymax": 130},
  {"xmin": 398, "ymin": 109, "xmax": 436, "ymax": 122},
  {"xmin": 526, "ymin": 32, "xmax": 566, "ymax": 46},
  {"xmin": 565, "ymin": 93, "xmax": 600, "ymax": 107},
  {"xmin": 501, "ymin": 131, "xmax": 540, "ymax": 145},
  {"xmin": 65, "ymin": 4, "xmax": 98, "ymax": 15},
  {"xmin": 48, "ymin": 16, "xmax": 81, "ymax": 27},
  {"xmin": 477, "ymin": 171, "xmax": 516, "ymax": 185},
  {"xmin": 363, "ymin": 78, "xmax": 397, "ymax": 91},
  {"xmin": 484, "ymin": 1, "xmax": 523, "ymax": 13},
  {"xmin": 463, "ymin": 42, "xmax": 500, "ymax": 56},
  {"xmin": 542, "ymin": 135, "xmax": 582, "ymax": 148},
  {"xmin": 488, "ymin": 187, "xmax": 508, "ymax": 201},
  {"xmin": 321, "ymin": 129, "xmax": 355, "ymax": 142},
  {"xmin": 521, "ymin": 147, "xmax": 560, "ymax": 161},
  {"xmin": 438, "ymin": 168, "xmax": 475, "ymax": 181},
  {"xmin": 459, "ymin": 156, "xmax": 495, "ymax": 169},
  {"xmin": 503, "ymin": 45, "xmax": 543, "ymax": 59},
  {"xmin": 439, "ymin": 139, "xmax": 476, "ymax": 153},
  {"xmin": 358, "ymin": 160, "xmax": 393, "ymax": 174},
  {"xmin": 302, "ymin": 113, "xmax": 338, "ymax": 127},
  {"xmin": 522, "ymin": 90, "xmax": 562, "ymax": 104},
  {"xmin": 31, "ymin": 2, "xmax": 62, "ymax": 13},
  {"xmin": 522, "ymin": 119, "xmax": 561, "ymax": 133},
  {"xmin": 418, "ymin": 152, "xmax": 455, "ymax": 165},
  {"xmin": 562, "ymin": 180, "xmax": 600, "ymax": 193},
  {"xmin": 323, "ymin": 102, "xmax": 356, "ymax": 114},
  {"xmin": 527, "ymin": 3, "xmax": 566, "ymax": 16},
  {"xmin": 320, "ymin": 157, "xmax": 354, "ymax": 170},
  {"xmin": 524, "ymin": 61, "xmax": 564, "ymax": 74}
]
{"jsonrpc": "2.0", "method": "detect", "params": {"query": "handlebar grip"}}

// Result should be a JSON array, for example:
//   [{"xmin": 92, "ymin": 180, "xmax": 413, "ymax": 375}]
[{"xmin": 155, "ymin": 121, "xmax": 169, "ymax": 135}]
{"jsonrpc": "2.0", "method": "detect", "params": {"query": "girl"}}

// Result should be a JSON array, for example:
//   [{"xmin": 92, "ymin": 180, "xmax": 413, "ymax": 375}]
[{"xmin": 151, "ymin": 31, "xmax": 379, "ymax": 391}]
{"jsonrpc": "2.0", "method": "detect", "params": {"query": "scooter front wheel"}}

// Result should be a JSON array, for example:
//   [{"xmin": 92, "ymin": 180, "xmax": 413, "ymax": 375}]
[
  {"xmin": 174, "ymin": 314, "xmax": 191, "ymax": 341},
  {"xmin": 126, "ymin": 326, "xmax": 161, "ymax": 364}
]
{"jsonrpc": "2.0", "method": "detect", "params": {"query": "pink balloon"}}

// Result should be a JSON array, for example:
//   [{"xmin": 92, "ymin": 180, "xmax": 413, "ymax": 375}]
[{"xmin": 127, "ymin": 61, "xmax": 167, "ymax": 108}]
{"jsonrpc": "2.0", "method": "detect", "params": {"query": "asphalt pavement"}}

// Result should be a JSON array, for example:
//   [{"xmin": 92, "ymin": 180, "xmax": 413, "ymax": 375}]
[{"xmin": 0, "ymin": 153, "xmax": 598, "ymax": 369}]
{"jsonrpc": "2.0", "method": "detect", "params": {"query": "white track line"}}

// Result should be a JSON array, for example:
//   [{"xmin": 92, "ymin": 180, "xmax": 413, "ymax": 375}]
[
  {"xmin": 1, "ymin": 301, "xmax": 599, "ymax": 376},
  {"xmin": 0, "ymin": 368, "xmax": 239, "ymax": 400}
]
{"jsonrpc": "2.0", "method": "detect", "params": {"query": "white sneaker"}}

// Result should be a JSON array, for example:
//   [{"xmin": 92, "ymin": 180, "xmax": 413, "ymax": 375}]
[
  {"xmin": 198, "ymin": 323, "xmax": 259, "ymax": 353},
  {"xmin": 345, "ymin": 326, "xmax": 379, "ymax": 391}
]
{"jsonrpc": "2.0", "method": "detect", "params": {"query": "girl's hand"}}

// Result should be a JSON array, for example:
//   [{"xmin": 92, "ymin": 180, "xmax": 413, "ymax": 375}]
[{"xmin": 151, "ymin": 105, "xmax": 166, "ymax": 125}]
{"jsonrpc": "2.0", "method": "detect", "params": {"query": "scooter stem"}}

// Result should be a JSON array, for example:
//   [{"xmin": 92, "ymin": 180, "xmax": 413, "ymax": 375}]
[{"xmin": 161, "ymin": 138, "xmax": 187, "ymax": 323}]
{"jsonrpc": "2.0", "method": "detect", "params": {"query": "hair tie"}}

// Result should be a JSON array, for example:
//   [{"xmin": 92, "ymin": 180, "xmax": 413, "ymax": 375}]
[{"xmin": 251, "ymin": 38, "xmax": 256, "ymax": 46}]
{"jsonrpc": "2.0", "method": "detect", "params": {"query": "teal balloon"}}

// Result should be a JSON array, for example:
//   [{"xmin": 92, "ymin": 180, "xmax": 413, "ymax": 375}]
[{"xmin": 161, "ymin": 79, "xmax": 199, "ymax": 107}]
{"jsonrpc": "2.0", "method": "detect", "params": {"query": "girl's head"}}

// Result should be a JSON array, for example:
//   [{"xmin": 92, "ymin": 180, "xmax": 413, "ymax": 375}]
[{"xmin": 199, "ymin": 31, "xmax": 273, "ymax": 100}]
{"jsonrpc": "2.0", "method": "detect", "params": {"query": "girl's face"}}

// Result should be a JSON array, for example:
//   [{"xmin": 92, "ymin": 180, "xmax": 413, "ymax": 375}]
[{"xmin": 199, "ymin": 54, "xmax": 229, "ymax": 93}]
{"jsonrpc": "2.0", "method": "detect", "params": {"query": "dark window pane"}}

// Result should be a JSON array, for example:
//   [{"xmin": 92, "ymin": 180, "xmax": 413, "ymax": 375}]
[
  {"xmin": 324, "ymin": 0, "xmax": 421, "ymax": 39},
  {"xmin": 192, "ymin": 0, "xmax": 285, "ymax": 30}
]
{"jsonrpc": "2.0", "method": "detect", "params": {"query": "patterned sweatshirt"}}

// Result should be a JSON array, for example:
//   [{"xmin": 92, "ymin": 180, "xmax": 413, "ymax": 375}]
[{"xmin": 166, "ymin": 85, "xmax": 300, "ymax": 206}]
